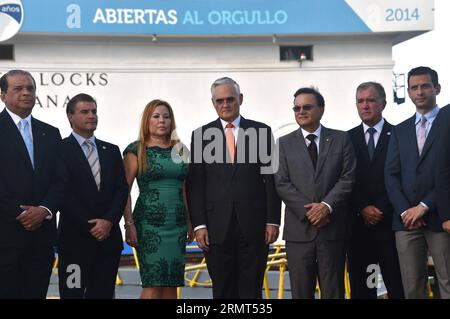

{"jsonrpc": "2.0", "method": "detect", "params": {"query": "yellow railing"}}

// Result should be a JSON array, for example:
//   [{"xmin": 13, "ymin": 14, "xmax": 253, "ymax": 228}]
[{"xmin": 53, "ymin": 243, "xmax": 438, "ymax": 299}]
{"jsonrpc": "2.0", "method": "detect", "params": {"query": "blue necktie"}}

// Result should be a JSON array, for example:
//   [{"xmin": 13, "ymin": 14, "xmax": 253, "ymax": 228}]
[
  {"xmin": 367, "ymin": 127, "xmax": 376, "ymax": 160},
  {"xmin": 19, "ymin": 119, "xmax": 34, "ymax": 168}
]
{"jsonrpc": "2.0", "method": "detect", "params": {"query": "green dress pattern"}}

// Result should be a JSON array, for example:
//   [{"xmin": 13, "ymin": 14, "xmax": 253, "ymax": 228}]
[{"xmin": 124, "ymin": 142, "xmax": 188, "ymax": 287}]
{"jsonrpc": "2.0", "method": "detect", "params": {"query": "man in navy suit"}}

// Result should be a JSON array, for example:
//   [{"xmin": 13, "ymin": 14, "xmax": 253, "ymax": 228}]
[
  {"xmin": 0, "ymin": 70, "xmax": 64, "ymax": 298},
  {"xmin": 186, "ymin": 77, "xmax": 281, "ymax": 298},
  {"xmin": 57, "ymin": 93, "xmax": 128, "ymax": 298},
  {"xmin": 348, "ymin": 82, "xmax": 404, "ymax": 299},
  {"xmin": 385, "ymin": 66, "xmax": 450, "ymax": 298}
]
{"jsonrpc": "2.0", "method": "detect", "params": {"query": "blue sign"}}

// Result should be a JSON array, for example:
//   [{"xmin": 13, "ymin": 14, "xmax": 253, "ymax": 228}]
[
  {"xmin": 0, "ymin": 0, "xmax": 23, "ymax": 41},
  {"xmin": 18, "ymin": 0, "xmax": 433, "ymax": 36}
]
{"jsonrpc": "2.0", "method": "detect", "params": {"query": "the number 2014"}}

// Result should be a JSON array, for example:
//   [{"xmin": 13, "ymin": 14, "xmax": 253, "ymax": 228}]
[{"xmin": 386, "ymin": 8, "xmax": 420, "ymax": 22}]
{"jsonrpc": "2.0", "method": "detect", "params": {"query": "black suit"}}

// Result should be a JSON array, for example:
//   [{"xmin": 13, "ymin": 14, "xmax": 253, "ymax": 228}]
[
  {"xmin": 0, "ymin": 108, "xmax": 64, "ymax": 298},
  {"xmin": 57, "ymin": 134, "xmax": 128, "ymax": 299},
  {"xmin": 186, "ymin": 117, "xmax": 281, "ymax": 298},
  {"xmin": 348, "ymin": 121, "xmax": 404, "ymax": 299}
]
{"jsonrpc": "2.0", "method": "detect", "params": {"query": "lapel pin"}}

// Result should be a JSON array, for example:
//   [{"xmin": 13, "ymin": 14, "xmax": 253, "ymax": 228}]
[
  {"xmin": 387, "ymin": 132, "xmax": 391, "ymax": 136},
  {"xmin": 42, "ymin": 132, "xmax": 46, "ymax": 136},
  {"xmin": 326, "ymin": 138, "xmax": 329, "ymax": 142},
  {"xmin": 102, "ymin": 146, "xmax": 107, "ymax": 149}
]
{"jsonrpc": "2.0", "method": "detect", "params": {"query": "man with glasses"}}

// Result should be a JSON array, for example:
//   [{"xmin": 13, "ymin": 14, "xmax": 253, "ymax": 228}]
[
  {"xmin": 275, "ymin": 87, "xmax": 356, "ymax": 299},
  {"xmin": 186, "ymin": 77, "xmax": 281, "ymax": 298}
]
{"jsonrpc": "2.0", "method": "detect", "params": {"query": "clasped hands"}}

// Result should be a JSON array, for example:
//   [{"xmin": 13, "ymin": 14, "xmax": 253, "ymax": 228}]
[
  {"xmin": 305, "ymin": 202, "xmax": 330, "ymax": 227},
  {"xmin": 88, "ymin": 219, "xmax": 112, "ymax": 241},
  {"xmin": 194, "ymin": 224, "xmax": 279, "ymax": 252},
  {"xmin": 16, "ymin": 205, "xmax": 49, "ymax": 231},
  {"xmin": 401, "ymin": 204, "xmax": 427, "ymax": 230}
]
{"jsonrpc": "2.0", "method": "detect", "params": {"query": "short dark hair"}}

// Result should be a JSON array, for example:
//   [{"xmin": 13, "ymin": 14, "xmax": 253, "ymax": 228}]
[
  {"xmin": 407, "ymin": 66, "xmax": 439, "ymax": 87},
  {"xmin": 293, "ymin": 87, "xmax": 325, "ymax": 107},
  {"xmin": 0, "ymin": 70, "xmax": 36, "ymax": 93},
  {"xmin": 356, "ymin": 82, "xmax": 386, "ymax": 101},
  {"xmin": 66, "ymin": 93, "xmax": 97, "ymax": 115}
]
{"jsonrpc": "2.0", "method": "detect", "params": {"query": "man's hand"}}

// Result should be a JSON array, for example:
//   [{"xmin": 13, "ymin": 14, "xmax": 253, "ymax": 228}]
[
  {"xmin": 195, "ymin": 228, "xmax": 210, "ymax": 252},
  {"xmin": 442, "ymin": 220, "xmax": 450, "ymax": 234},
  {"xmin": 88, "ymin": 219, "xmax": 113, "ymax": 241},
  {"xmin": 360, "ymin": 205, "xmax": 384, "ymax": 226},
  {"xmin": 305, "ymin": 202, "xmax": 330, "ymax": 227},
  {"xmin": 16, "ymin": 205, "xmax": 49, "ymax": 231},
  {"xmin": 402, "ymin": 204, "xmax": 427, "ymax": 229},
  {"xmin": 406, "ymin": 218, "xmax": 427, "ymax": 230},
  {"xmin": 315, "ymin": 215, "xmax": 330, "ymax": 228},
  {"xmin": 265, "ymin": 225, "xmax": 279, "ymax": 244}
]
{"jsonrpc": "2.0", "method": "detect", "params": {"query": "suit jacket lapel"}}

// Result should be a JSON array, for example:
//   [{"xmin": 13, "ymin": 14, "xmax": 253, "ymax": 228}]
[
  {"xmin": 31, "ymin": 118, "xmax": 48, "ymax": 172},
  {"xmin": 0, "ymin": 110, "xmax": 34, "ymax": 170},
  {"xmin": 404, "ymin": 115, "xmax": 420, "ymax": 163},
  {"xmin": 355, "ymin": 124, "xmax": 371, "ymax": 164},
  {"xmin": 371, "ymin": 121, "xmax": 392, "ymax": 163},
  {"xmin": 68, "ymin": 134, "xmax": 99, "ymax": 191},
  {"xmin": 294, "ymin": 128, "xmax": 315, "ymax": 172},
  {"xmin": 212, "ymin": 118, "xmax": 228, "ymax": 163},
  {"xmin": 418, "ymin": 117, "xmax": 438, "ymax": 165},
  {"xmin": 315, "ymin": 126, "xmax": 332, "ymax": 176},
  {"xmin": 96, "ymin": 139, "xmax": 107, "ymax": 191}
]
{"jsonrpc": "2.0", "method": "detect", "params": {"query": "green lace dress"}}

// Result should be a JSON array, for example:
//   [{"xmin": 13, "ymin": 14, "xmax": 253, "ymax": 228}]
[{"xmin": 124, "ymin": 142, "xmax": 188, "ymax": 287}]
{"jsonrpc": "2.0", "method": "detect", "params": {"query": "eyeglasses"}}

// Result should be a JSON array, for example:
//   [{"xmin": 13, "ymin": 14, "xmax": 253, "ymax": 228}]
[
  {"xmin": 292, "ymin": 104, "xmax": 316, "ymax": 112},
  {"xmin": 215, "ymin": 97, "xmax": 236, "ymax": 105}
]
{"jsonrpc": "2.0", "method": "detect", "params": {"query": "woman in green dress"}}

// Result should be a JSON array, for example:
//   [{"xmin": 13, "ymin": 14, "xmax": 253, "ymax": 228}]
[{"xmin": 123, "ymin": 99, "xmax": 193, "ymax": 299}]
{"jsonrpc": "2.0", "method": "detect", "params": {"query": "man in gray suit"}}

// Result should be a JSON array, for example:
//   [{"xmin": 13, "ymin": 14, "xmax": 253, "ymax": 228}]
[{"xmin": 275, "ymin": 87, "xmax": 356, "ymax": 299}]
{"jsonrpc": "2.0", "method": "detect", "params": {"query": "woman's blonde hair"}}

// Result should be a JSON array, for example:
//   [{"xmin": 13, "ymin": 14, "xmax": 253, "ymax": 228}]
[{"xmin": 137, "ymin": 99, "xmax": 179, "ymax": 174}]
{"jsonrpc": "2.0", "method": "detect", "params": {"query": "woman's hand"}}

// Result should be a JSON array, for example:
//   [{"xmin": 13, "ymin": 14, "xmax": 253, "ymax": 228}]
[{"xmin": 125, "ymin": 224, "xmax": 138, "ymax": 247}]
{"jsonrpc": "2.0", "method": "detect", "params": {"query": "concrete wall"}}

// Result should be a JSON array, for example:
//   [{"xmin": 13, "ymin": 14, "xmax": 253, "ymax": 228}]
[
  {"xmin": 1, "ymin": 34, "xmax": 408, "ymax": 150},
  {"xmin": 1, "ymin": 34, "xmax": 413, "ymax": 241}
]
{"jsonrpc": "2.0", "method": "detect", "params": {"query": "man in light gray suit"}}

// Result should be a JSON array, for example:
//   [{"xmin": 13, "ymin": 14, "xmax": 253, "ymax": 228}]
[{"xmin": 275, "ymin": 87, "xmax": 356, "ymax": 299}]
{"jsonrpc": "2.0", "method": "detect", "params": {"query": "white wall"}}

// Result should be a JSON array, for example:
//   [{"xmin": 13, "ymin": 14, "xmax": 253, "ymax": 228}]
[
  {"xmin": 1, "ymin": 34, "xmax": 399, "ymax": 150},
  {"xmin": 1, "ymin": 34, "xmax": 403, "ymax": 242}
]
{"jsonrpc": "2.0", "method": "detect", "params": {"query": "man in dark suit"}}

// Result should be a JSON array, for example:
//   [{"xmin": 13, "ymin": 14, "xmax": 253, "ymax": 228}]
[
  {"xmin": 348, "ymin": 82, "xmax": 404, "ymax": 299},
  {"xmin": 186, "ymin": 77, "xmax": 281, "ymax": 298},
  {"xmin": 0, "ymin": 70, "xmax": 64, "ymax": 298},
  {"xmin": 385, "ymin": 66, "xmax": 450, "ymax": 298},
  {"xmin": 275, "ymin": 87, "xmax": 356, "ymax": 299},
  {"xmin": 57, "ymin": 93, "xmax": 128, "ymax": 298}
]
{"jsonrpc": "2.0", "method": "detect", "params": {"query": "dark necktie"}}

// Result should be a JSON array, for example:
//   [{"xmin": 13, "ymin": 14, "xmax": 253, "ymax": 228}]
[
  {"xmin": 367, "ymin": 127, "xmax": 376, "ymax": 160},
  {"xmin": 306, "ymin": 134, "xmax": 318, "ymax": 169}
]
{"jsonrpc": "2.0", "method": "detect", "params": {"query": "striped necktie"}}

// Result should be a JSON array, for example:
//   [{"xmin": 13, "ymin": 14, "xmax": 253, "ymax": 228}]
[{"xmin": 84, "ymin": 139, "xmax": 101, "ymax": 190}]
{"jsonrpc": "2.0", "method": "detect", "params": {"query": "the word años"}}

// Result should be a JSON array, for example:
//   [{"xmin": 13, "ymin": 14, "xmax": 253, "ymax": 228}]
[{"xmin": 1, "ymin": 4, "xmax": 21, "ymax": 14}]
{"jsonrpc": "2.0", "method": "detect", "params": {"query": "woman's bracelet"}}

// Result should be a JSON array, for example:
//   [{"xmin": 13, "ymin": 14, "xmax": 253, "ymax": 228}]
[{"xmin": 124, "ymin": 221, "xmax": 134, "ymax": 228}]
